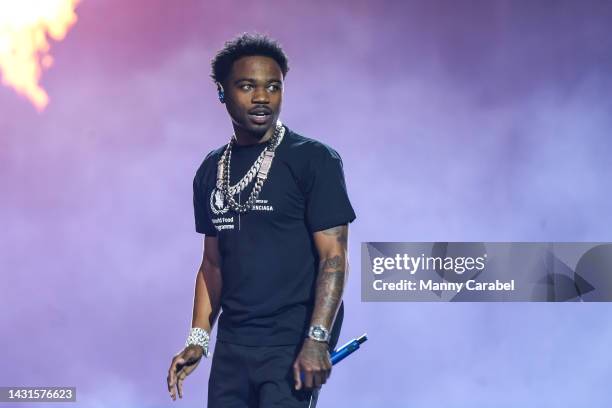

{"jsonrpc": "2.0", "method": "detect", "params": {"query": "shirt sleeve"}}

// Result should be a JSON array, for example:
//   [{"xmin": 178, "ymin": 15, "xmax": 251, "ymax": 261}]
[
  {"xmin": 303, "ymin": 149, "xmax": 356, "ymax": 232},
  {"xmin": 193, "ymin": 172, "xmax": 217, "ymax": 236}
]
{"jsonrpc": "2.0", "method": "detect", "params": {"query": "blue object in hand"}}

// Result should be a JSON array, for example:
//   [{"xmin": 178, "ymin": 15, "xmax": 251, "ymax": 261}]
[
  {"xmin": 299, "ymin": 333, "xmax": 368, "ymax": 383},
  {"xmin": 330, "ymin": 333, "xmax": 367, "ymax": 365}
]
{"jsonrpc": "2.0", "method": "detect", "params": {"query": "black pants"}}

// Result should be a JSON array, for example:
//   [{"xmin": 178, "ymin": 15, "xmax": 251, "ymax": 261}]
[{"xmin": 208, "ymin": 341, "xmax": 318, "ymax": 408}]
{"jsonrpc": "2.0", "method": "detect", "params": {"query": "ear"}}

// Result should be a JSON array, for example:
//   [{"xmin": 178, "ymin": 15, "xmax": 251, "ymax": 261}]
[{"xmin": 216, "ymin": 82, "xmax": 225, "ymax": 104}]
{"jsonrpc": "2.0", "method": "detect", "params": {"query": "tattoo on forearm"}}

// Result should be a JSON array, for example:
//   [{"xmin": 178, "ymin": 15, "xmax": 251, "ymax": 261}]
[
  {"xmin": 315, "ymin": 270, "xmax": 344, "ymax": 312},
  {"xmin": 311, "ymin": 255, "xmax": 346, "ymax": 329},
  {"xmin": 321, "ymin": 225, "xmax": 348, "ymax": 245},
  {"xmin": 322, "ymin": 255, "xmax": 343, "ymax": 271},
  {"xmin": 310, "ymin": 225, "xmax": 349, "ymax": 330}
]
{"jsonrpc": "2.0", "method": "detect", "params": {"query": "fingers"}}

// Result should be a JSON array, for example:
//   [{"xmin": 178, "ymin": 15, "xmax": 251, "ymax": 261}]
[
  {"xmin": 293, "ymin": 358, "xmax": 333, "ymax": 391},
  {"xmin": 301, "ymin": 367, "xmax": 323, "ymax": 389},
  {"xmin": 312, "ymin": 371, "xmax": 322, "ymax": 388},
  {"xmin": 293, "ymin": 361, "xmax": 302, "ymax": 390},
  {"xmin": 305, "ymin": 366, "xmax": 331, "ymax": 389},
  {"xmin": 323, "ymin": 363, "xmax": 332, "ymax": 383},
  {"xmin": 303, "ymin": 369, "xmax": 314, "ymax": 389},
  {"xmin": 312, "ymin": 367, "xmax": 330, "ymax": 388},
  {"xmin": 177, "ymin": 371, "xmax": 186, "ymax": 399},
  {"xmin": 167, "ymin": 356, "xmax": 186, "ymax": 400},
  {"xmin": 167, "ymin": 359, "xmax": 177, "ymax": 399}
]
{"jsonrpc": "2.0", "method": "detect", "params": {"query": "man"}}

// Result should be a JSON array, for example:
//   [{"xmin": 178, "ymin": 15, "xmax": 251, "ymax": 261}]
[{"xmin": 167, "ymin": 33, "xmax": 356, "ymax": 407}]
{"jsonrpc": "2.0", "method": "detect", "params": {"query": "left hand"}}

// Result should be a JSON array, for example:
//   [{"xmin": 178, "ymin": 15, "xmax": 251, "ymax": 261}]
[
  {"xmin": 292, "ymin": 338, "xmax": 332, "ymax": 390},
  {"xmin": 167, "ymin": 345, "xmax": 204, "ymax": 401}
]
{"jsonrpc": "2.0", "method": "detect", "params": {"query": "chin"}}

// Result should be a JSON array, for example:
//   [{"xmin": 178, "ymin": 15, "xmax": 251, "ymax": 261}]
[{"xmin": 246, "ymin": 122, "xmax": 274, "ymax": 136}]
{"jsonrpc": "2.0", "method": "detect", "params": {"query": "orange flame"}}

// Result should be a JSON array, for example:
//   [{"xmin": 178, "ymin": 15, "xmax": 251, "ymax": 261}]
[{"xmin": 0, "ymin": 0, "xmax": 80, "ymax": 111}]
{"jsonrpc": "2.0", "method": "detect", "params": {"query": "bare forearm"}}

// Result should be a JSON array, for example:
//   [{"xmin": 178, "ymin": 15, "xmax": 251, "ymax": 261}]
[{"xmin": 191, "ymin": 262, "xmax": 222, "ymax": 331}]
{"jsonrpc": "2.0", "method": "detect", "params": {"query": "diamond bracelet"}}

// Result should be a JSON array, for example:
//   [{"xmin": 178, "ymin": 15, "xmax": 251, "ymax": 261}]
[{"xmin": 185, "ymin": 327, "xmax": 210, "ymax": 357}]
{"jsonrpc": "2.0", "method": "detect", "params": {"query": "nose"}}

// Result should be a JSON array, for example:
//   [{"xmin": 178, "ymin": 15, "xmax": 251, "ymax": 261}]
[{"xmin": 252, "ymin": 87, "xmax": 269, "ymax": 104}]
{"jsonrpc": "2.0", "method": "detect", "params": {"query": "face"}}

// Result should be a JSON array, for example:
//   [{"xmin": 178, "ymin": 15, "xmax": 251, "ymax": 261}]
[{"xmin": 222, "ymin": 55, "xmax": 283, "ymax": 138}]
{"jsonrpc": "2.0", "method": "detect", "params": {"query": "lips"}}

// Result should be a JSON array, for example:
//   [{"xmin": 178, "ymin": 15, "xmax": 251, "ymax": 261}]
[{"xmin": 247, "ymin": 107, "xmax": 272, "ymax": 125}]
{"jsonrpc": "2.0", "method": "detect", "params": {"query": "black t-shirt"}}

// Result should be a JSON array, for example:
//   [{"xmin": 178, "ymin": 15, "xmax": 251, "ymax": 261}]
[{"xmin": 193, "ymin": 125, "xmax": 356, "ymax": 347}]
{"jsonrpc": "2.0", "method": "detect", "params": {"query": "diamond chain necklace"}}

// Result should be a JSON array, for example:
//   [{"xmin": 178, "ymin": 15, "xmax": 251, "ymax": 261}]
[{"xmin": 216, "ymin": 120, "xmax": 285, "ymax": 214}]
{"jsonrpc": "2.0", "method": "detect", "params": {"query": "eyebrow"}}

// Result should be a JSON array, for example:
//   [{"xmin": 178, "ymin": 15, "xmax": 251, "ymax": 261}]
[{"xmin": 233, "ymin": 78, "xmax": 282, "ymax": 84}]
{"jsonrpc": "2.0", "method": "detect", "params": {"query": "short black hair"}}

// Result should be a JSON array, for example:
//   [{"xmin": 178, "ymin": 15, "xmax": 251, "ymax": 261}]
[{"xmin": 210, "ymin": 33, "xmax": 289, "ymax": 85}]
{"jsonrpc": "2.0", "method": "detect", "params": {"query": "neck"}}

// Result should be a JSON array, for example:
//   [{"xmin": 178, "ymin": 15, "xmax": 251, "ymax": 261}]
[{"xmin": 233, "ymin": 124, "xmax": 276, "ymax": 146}]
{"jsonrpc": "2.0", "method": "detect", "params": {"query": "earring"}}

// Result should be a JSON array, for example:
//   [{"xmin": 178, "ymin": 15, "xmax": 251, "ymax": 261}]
[{"xmin": 216, "ymin": 82, "xmax": 225, "ymax": 104}]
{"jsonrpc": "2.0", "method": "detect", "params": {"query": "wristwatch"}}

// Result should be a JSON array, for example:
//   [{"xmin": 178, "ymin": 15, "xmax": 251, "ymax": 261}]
[{"xmin": 307, "ymin": 325, "xmax": 330, "ymax": 343}]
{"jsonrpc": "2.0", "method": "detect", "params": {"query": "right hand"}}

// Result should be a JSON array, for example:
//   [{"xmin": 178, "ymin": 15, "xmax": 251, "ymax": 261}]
[{"xmin": 167, "ymin": 345, "xmax": 205, "ymax": 401}]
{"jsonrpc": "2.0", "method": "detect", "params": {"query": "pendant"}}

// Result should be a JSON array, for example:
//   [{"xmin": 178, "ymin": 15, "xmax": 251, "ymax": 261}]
[
  {"xmin": 216, "ymin": 160, "xmax": 225, "ymax": 189},
  {"xmin": 257, "ymin": 151, "xmax": 275, "ymax": 180}
]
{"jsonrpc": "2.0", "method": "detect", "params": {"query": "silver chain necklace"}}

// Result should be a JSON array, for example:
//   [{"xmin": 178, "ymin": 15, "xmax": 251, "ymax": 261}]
[{"xmin": 216, "ymin": 120, "xmax": 284, "ymax": 214}]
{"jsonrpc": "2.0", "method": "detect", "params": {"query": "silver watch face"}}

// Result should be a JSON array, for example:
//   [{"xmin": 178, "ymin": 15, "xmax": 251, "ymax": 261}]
[{"xmin": 309, "ymin": 326, "xmax": 329, "ymax": 341}]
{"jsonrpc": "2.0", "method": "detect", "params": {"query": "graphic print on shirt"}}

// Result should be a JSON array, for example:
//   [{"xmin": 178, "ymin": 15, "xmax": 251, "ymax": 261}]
[
  {"xmin": 209, "ymin": 187, "xmax": 275, "ymax": 232},
  {"xmin": 210, "ymin": 188, "xmax": 228, "ymax": 215}
]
